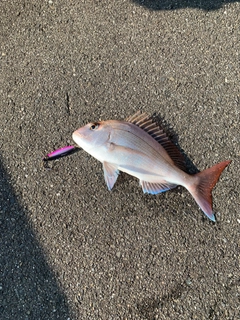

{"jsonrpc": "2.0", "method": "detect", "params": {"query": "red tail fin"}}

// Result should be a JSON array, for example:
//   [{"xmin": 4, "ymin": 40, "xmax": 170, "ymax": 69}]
[{"xmin": 189, "ymin": 160, "xmax": 231, "ymax": 221}]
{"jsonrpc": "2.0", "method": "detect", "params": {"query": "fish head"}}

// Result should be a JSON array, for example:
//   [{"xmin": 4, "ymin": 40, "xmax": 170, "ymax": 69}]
[{"xmin": 72, "ymin": 121, "xmax": 111, "ymax": 155}]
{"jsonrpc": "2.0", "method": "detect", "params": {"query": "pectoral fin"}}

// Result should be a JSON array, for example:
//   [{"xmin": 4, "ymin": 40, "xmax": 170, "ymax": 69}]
[
  {"xmin": 103, "ymin": 162, "xmax": 119, "ymax": 191},
  {"xmin": 140, "ymin": 180, "xmax": 177, "ymax": 195}
]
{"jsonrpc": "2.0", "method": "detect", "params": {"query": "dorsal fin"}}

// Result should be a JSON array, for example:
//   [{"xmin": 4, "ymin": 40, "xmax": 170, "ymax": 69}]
[{"xmin": 126, "ymin": 112, "xmax": 186, "ymax": 171}]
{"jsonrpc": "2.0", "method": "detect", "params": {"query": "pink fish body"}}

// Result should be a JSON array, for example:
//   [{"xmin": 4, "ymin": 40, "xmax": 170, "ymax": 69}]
[{"xmin": 72, "ymin": 112, "xmax": 231, "ymax": 222}]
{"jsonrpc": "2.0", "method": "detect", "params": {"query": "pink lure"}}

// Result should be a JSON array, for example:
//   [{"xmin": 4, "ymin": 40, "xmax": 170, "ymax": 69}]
[{"xmin": 43, "ymin": 145, "xmax": 76, "ymax": 161}]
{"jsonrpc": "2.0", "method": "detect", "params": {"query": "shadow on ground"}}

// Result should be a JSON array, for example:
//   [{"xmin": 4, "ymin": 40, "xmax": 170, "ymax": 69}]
[
  {"xmin": 131, "ymin": 0, "xmax": 238, "ymax": 11},
  {"xmin": 0, "ymin": 158, "xmax": 70, "ymax": 319}
]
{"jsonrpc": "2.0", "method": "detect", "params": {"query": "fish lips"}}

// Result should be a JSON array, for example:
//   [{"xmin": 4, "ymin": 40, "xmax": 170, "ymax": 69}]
[
  {"xmin": 72, "ymin": 130, "xmax": 83, "ymax": 145},
  {"xmin": 72, "ymin": 129, "xmax": 91, "ymax": 151}
]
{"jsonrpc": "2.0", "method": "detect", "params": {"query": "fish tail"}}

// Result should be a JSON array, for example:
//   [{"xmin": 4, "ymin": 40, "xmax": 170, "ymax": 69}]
[{"xmin": 188, "ymin": 160, "xmax": 231, "ymax": 221}]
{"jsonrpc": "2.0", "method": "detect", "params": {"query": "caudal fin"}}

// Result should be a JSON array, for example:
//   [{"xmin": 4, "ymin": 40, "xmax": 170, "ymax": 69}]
[{"xmin": 189, "ymin": 160, "xmax": 231, "ymax": 221}]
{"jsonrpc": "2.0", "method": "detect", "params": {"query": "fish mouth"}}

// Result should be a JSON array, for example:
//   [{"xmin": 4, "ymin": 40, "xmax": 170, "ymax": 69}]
[
  {"xmin": 72, "ymin": 131, "xmax": 83, "ymax": 143},
  {"xmin": 72, "ymin": 130, "xmax": 83, "ymax": 137},
  {"xmin": 72, "ymin": 130, "xmax": 91, "ymax": 148}
]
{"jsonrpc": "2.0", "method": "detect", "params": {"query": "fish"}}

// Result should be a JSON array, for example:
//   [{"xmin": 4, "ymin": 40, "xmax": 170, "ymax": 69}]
[{"xmin": 72, "ymin": 112, "xmax": 231, "ymax": 222}]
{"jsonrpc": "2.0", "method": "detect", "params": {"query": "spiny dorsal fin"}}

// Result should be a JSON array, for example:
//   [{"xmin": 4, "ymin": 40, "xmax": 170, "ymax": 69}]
[{"xmin": 126, "ymin": 111, "xmax": 186, "ymax": 171}]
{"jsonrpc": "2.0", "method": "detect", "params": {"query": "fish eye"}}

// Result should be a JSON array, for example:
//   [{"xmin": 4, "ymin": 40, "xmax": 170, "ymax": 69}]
[{"xmin": 90, "ymin": 123, "xmax": 99, "ymax": 130}]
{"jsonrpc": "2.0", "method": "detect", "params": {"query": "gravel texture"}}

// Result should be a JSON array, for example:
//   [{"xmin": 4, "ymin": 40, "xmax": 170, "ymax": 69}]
[{"xmin": 1, "ymin": 1, "xmax": 239, "ymax": 319}]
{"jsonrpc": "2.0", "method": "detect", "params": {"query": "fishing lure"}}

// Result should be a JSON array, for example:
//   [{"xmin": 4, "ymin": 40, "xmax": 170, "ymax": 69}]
[
  {"xmin": 43, "ymin": 145, "xmax": 77, "ymax": 161},
  {"xmin": 42, "ymin": 145, "xmax": 79, "ymax": 168}
]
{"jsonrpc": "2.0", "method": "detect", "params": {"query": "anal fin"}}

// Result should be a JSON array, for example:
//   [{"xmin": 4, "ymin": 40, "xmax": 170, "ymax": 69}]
[
  {"xmin": 140, "ymin": 180, "xmax": 177, "ymax": 195},
  {"xmin": 103, "ymin": 162, "xmax": 119, "ymax": 191}
]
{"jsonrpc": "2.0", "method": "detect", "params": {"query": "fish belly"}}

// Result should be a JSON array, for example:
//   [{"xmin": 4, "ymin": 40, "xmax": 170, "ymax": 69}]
[
  {"xmin": 118, "ymin": 162, "xmax": 188, "ymax": 186},
  {"xmin": 103, "ymin": 142, "xmax": 189, "ymax": 187}
]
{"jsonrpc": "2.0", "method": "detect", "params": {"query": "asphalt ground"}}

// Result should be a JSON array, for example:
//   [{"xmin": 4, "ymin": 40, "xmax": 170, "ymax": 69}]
[{"xmin": 1, "ymin": 1, "xmax": 239, "ymax": 319}]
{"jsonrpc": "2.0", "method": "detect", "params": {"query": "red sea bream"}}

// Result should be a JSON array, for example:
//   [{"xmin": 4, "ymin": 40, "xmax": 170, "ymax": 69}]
[{"xmin": 72, "ymin": 112, "xmax": 231, "ymax": 222}]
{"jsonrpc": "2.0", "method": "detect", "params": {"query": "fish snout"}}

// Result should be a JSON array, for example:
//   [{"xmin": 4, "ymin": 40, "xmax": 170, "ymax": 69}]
[{"xmin": 72, "ymin": 130, "xmax": 83, "ymax": 144}]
